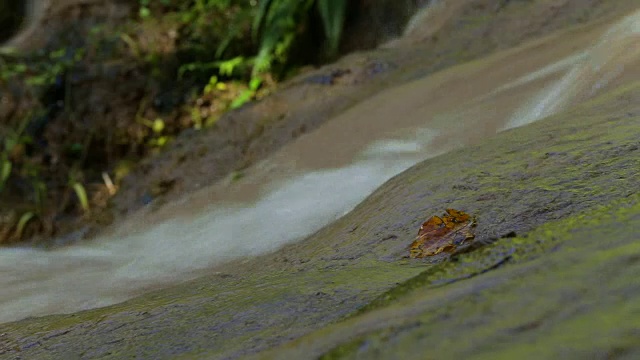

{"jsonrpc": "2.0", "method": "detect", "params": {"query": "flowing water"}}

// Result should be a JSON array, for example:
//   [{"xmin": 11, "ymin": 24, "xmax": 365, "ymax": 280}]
[{"xmin": 1, "ymin": 6, "xmax": 640, "ymax": 324}]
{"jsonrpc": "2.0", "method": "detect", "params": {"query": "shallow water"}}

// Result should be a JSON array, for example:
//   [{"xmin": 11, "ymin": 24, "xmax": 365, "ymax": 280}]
[{"xmin": 1, "ymin": 6, "xmax": 640, "ymax": 324}]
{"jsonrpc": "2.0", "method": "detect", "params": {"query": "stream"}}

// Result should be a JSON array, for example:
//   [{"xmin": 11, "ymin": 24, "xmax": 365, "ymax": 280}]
[{"xmin": 1, "ymin": 5, "xmax": 639, "ymax": 325}]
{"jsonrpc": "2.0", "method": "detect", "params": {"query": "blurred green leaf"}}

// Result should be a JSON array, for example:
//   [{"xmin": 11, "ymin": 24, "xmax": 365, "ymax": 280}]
[
  {"xmin": 230, "ymin": 89, "xmax": 253, "ymax": 109},
  {"xmin": 139, "ymin": 7, "xmax": 151, "ymax": 18},
  {"xmin": 15, "ymin": 212, "xmax": 36, "ymax": 240},
  {"xmin": 219, "ymin": 56, "xmax": 244, "ymax": 77},
  {"xmin": 152, "ymin": 118, "xmax": 165, "ymax": 133},
  {"xmin": 249, "ymin": 76, "xmax": 262, "ymax": 91},
  {"xmin": 72, "ymin": 182, "xmax": 90, "ymax": 213},
  {"xmin": 317, "ymin": 0, "xmax": 347, "ymax": 56},
  {"xmin": 0, "ymin": 158, "xmax": 11, "ymax": 193}
]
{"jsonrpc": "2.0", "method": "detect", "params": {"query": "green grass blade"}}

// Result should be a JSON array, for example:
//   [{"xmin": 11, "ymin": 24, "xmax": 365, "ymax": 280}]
[
  {"xmin": 15, "ymin": 212, "xmax": 35, "ymax": 240},
  {"xmin": 0, "ymin": 158, "xmax": 11, "ymax": 192},
  {"xmin": 72, "ymin": 182, "xmax": 90, "ymax": 213},
  {"xmin": 253, "ymin": 0, "xmax": 275, "ymax": 40},
  {"xmin": 317, "ymin": 0, "xmax": 347, "ymax": 56}
]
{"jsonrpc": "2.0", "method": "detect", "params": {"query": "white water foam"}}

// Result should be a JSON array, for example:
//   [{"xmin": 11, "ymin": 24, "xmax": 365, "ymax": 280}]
[
  {"xmin": 0, "ymin": 135, "xmax": 435, "ymax": 323},
  {"xmin": 506, "ymin": 8, "xmax": 640, "ymax": 128}
]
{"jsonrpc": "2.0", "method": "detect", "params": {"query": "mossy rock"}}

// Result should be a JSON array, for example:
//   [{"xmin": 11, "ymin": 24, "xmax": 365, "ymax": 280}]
[{"xmin": 1, "ymin": 66, "xmax": 639, "ymax": 360}]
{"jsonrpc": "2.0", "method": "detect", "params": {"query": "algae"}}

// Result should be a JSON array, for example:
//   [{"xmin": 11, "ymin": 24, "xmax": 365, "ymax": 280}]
[{"xmin": 311, "ymin": 194, "xmax": 640, "ymax": 359}]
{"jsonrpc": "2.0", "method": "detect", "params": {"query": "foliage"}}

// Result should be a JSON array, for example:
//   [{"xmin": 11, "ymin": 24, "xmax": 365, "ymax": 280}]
[
  {"xmin": 139, "ymin": 0, "xmax": 349, "ymax": 126},
  {"xmin": 14, "ymin": 211, "xmax": 35, "ymax": 240},
  {"xmin": 0, "ymin": 47, "xmax": 87, "ymax": 214},
  {"xmin": 0, "ymin": 157, "xmax": 10, "ymax": 192},
  {"xmin": 0, "ymin": 0, "xmax": 351, "ymax": 243},
  {"xmin": 0, "ymin": 48, "xmax": 84, "ymax": 87},
  {"xmin": 0, "ymin": 117, "xmax": 29, "ymax": 193},
  {"xmin": 316, "ymin": 0, "xmax": 347, "ymax": 56},
  {"xmin": 252, "ymin": 0, "xmax": 314, "ymax": 76},
  {"xmin": 253, "ymin": 0, "xmax": 347, "ymax": 76},
  {"xmin": 71, "ymin": 182, "xmax": 90, "ymax": 213},
  {"xmin": 136, "ymin": 0, "xmax": 347, "ymax": 85}
]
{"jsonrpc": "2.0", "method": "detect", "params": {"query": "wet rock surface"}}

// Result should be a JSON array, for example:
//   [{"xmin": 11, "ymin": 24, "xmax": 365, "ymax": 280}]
[
  {"xmin": 2, "ymin": 1, "xmax": 640, "ymax": 359},
  {"xmin": 1, "ymin": 72, "xmax": 639, "ymax": 360}
]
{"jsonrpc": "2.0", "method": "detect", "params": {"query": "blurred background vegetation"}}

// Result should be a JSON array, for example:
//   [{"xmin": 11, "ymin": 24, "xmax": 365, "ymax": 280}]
[{"xmin": 0, "ymin": 0, "xmax": 422, "ymax": 244}]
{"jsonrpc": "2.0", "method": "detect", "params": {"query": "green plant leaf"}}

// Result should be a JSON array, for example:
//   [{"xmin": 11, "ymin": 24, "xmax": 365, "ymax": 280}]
[
  {"xmin": 15, "ymin": 212, "xmax": 36, "ymax": 240},
  {"xmin": 317, "ymin": 0, "xmax": 347, "ymax": 56},
  {"xmin": 72, "ymin": 182, "xmax": 90, "ymax": 213},
  {"xmin": 249, "ymin": 76, "xmax": 263, "ymax": 91},
  {"xmin": 218, "ymin": 56, "xmax": 244, "ymax": 77},
  {"xmin": 152, "ymin": 118, "xmax": 165, "ymax": 133},
  {"xmin": 230, "ymin": 89, "xmax": 254, "ymax": 109},
  {"xmin": 139, "ymin": 7, "xmax": 151, "ymax": 18},
  {"xmin": 0, "ymin": 158, "xmax": 11, "ymax": 192},
  {"xmin": 253, "ymin": 0, "xmax": 275, "ymax": 40},
  {"xmin": 251, "ymin": 0, "xmax": 314, "ymax": 76}
]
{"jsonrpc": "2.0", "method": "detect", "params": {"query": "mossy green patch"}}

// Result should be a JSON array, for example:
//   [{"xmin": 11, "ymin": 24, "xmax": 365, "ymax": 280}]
[{"xmin": 274, "ymin": 193, "xmax": 640, "ymax": 359}]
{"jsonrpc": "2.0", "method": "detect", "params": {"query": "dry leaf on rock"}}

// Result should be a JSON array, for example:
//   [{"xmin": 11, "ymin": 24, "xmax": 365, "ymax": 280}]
[{"xmin": 409, "ymin": 209, "xmax": 476, "ymax": 258}]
